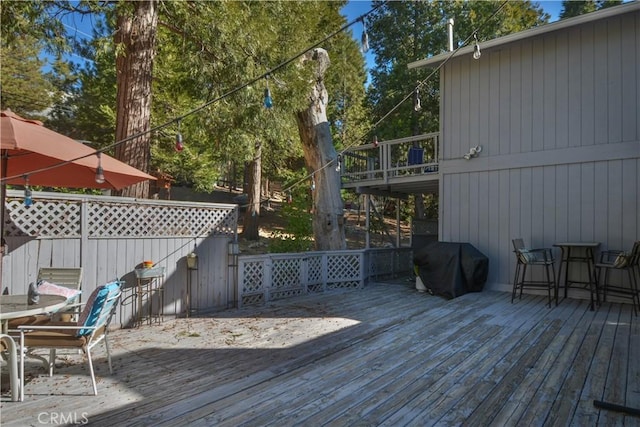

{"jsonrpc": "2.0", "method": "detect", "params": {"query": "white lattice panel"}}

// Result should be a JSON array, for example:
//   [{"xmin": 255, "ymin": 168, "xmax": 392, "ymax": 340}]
[
  {"xmin": 88, "ymin": 202, "xmax": 236, "ymax": 238},
  {"xmin": 306, "ymin": 255, "xmax": 323, "ymax": 285},
  {"xmin": 241, "ymin": 261, "xmax": 265, "ymax": 294},
  {"xmin": 238, "ymin": 251, "xmax": 365, "ymax": 306},
  {"xmin": 4, "ymin": 192, "xmax": 237, "ymax": 238},
  {"xmin": 4, "ymin": 198, "xmax": 82, "ymax": 237},
  {"xmin": 242, "ymin": 294, "xmax": 265, "ymax": 306},
  {"xmin": 327, "ymin": 254, "xmax": 360, "ymax": 281},
  {"xmin": 270, "ymin": 288, "xmax": 305, "ymax": 300},
  {"xmin": 271, "ymin": 258, "xmax": 302, "ymax": 289},
  {"xmin": 307, "ymin": 283, "xmax": 324, "ymax": 293},
  {"xmin": 328, "ymin": 280, "xmax": 360, "ymax": 289}
]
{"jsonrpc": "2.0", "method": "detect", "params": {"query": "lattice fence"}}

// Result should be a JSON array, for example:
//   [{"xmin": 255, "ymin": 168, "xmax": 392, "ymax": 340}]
[
  {"xmin": 2, "ymin": 190, "xmax": 239, "ymax": 325},
  {"xmin": 368, "ymin": 247, "xmax": 414, "ymax": 280},
  {"xmin": 4, "ymin": 198, "xmax": 82, "ymax": 237},
  {"xmin": 238, "ymin": 251, "xmax": 365, "ymax": 307},
  {"xmin": 4, "ymin": 191, "xmax": 236, "ymax": 238}
]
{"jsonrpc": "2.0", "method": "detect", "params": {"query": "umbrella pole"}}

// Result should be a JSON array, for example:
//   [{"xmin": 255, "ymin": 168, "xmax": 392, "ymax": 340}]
[{"xmin": 1, "ymin": 149, "xmax": 7, "ymax": 288}]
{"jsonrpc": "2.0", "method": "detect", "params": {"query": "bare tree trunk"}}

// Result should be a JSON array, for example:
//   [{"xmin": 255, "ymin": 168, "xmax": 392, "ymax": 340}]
[
  {"xmin": 113, "ymin": 1, "xmax": 158, "ymax": 199},
  {"xmin": 296, "ymin": 48, "xmax": 345, "ymax": 251},
  {"xmin": 242, "ymin": 140, "xmax": 262, "ymax": 240}
]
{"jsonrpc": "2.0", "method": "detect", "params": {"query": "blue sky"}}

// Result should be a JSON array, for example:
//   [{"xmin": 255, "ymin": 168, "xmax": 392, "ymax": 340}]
[{"xmin": 341, "ymin": 1, "xmax": 564, "ymax": 22}]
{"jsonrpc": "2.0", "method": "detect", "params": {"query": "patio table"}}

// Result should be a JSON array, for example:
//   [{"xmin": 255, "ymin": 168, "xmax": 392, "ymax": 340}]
[
  {"xmin": 554, "ymin": 242, "xmax": 600, "ymax": 310},
  {"xmin": 0, "ymin": 294, "xmax": 68, "ymax": 400},
  {"xmin": 0, "ymin": 294, "xmax": 68, "ymax": 334}
]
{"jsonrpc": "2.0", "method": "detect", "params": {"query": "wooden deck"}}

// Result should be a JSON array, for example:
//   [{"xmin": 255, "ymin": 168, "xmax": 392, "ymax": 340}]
[{"xmin": 1, "ymin": 281, "xmax": 638, "ymax": 426}]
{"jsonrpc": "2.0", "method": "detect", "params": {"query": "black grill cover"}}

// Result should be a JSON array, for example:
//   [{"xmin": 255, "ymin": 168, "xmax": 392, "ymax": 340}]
[{"xmin": 413, "ymin": 242, "xmax": 488, "ymax": 299}]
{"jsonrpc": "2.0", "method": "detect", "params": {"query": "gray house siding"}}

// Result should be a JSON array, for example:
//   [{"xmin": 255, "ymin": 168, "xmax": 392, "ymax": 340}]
[{"xmin": 438, "ymin": 10, "xmax": 640, "ymax": 291}]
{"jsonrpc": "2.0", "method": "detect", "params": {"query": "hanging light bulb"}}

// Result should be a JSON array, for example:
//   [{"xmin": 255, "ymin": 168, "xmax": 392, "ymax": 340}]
[
  {"xmin": 95, "ymin": 152, "xmax": 105, "ymax": 184},
  {"xmin": 310, "ymin": 174, "xmax": 316, "ymax": 191},
  {"xmin": 473, "ymin": 33, "xmax": 481, "ymax": 60},
  {"xmin": 414, "ymin": 87, "xmax": 422, "ymax": 112},
  {"xmin": 335, "ymin": 154, "xmax": 342, "ymax": 173},
  {"xmin": 361, "ymin": 18, "xmax": 370, "ymax": 53},
  {"xmin": 373, "ymin": 135, "xmax": 379, "ymax": 148},
  {"xmin": 263, "ymin": 76, "xmax": 273, "ymax": 109},
  {"xmin": 23, "ymin": 175, "xmax": 32, "ymax": 207},
  {"xmin": 175, "ymin": 120, "xmax": 184, "ymax": 152}
]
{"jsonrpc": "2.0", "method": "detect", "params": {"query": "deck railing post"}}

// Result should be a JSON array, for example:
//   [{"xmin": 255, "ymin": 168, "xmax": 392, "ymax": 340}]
[
  {"xmin": 264, "ymin": 258, "xmax": 272, "ymax": 303},
  {"xmin": 80, "ymin": 197, "xmax": 89, "ymax": 270}
]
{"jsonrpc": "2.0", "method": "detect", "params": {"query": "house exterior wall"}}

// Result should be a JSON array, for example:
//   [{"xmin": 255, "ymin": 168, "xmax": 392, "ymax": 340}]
[{"xmin": 438, "ymin": 10, "xmax": 640, "ymax": 291}]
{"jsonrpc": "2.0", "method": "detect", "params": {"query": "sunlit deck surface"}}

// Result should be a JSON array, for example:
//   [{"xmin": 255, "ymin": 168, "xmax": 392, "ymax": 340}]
[{"xmin": 1, "ymin": 281, "xmax": 638, "ymax": 426}]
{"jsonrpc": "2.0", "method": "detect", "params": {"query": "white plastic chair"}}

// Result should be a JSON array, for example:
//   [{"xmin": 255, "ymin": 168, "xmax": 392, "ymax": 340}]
[{"xmin": 19, "ymin": 281, "xmax": 122, "ymax": 398}]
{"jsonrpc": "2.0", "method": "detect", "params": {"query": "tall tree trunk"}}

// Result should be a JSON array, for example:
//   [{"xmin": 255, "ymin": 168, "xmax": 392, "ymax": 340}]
[
  {"xmin": 242, "ymin": 140, "xmax": 262, "ymax": 240},
  {"xmin": 296, "ymin": 48, "xmax": 346, "ymax": 251},
  {"xmin": 113, "ymin": 1, "xmax": 158, "ymax": 198}
]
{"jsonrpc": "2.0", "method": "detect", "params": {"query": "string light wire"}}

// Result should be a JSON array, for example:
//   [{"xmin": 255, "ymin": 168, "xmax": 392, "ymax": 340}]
[{"xmin": 1, "ymin": 1, "xmax": 389, "ymax": 185}]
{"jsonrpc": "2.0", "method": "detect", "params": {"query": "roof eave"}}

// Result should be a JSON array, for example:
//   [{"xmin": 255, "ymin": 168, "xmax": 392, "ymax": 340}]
[{"xmin": 408, "ymin": 1, "xmax": 640, "ymax": 70}]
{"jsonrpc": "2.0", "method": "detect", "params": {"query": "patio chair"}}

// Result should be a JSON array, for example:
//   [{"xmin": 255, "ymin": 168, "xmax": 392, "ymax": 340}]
[
  {"xmin": 1, "ymin": 334, "xmax": 21, "ymax": 401},
  {"xmin": 512, "ymin": 238, "xmax": 556, "ymax": 307},
  {"xmin": 18, "ymin": 280, "xmax": 122, "ymax": 398},
  {"xmin": 38, "ymin": 267, "xmax": 83, "ymax": 321},
  {"xmin": 7, "ymin": 267, "xmax": 83, "ymax": 329},
  {"xmin": 595, "ymin": 241, "xmax": 640, "ymax": 316}
]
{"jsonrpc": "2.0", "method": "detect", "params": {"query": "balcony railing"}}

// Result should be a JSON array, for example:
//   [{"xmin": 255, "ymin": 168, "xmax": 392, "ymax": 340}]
[{"xmin": 341, "ymin": 133, "xmax": 439, "ymax": 188}]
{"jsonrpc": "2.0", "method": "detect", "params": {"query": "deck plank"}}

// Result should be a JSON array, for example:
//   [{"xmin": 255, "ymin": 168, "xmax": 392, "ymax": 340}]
[
  {"xmin": 193, "ymin": 293, "xmax": 493, "ymax": 426},
  {"xmin": 572, "ymin": 303, "xmax": 621, "ymax": 426},
  {"xmin": 598, "ymin": 302, "xmax": 640, "ymax": 425},
  {"xmin": 544, "ymin": 301, "xmax": 613, "ymax": 425},
  {"xmin": 1, "ymin": 282, "xmax": 637, "ymax": 426}
]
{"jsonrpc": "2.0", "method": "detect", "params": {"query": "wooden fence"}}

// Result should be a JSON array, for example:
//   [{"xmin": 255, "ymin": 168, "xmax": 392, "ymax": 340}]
[{"xmin": 1, "ymin": 190, "xmax": 238, "ymax": 328}]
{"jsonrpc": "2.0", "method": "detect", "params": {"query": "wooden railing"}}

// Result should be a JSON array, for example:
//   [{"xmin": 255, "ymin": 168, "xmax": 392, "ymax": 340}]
[{"xmin": 341, "ymin": 132, "xmax": 439, "ymax": 187}]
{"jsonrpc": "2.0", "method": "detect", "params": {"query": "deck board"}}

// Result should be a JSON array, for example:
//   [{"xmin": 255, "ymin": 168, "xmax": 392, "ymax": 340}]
[{"xmin": 1, "ymin": 282, "xmax": 637, "ymax": 426}]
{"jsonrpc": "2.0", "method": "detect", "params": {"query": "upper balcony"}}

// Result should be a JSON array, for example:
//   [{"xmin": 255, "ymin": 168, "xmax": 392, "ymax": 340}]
[{"xmin": 340, "ymin": 132, "xmax": 440, "ymax": 196}]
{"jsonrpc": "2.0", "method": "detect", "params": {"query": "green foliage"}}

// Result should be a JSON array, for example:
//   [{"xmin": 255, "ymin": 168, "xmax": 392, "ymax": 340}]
[
  {"xmin": 0, "ymin": 0, "xmax": 68, "ymax": 54},
  {"xmin": 0, "ymin": 35, "xmax": 56, "ymax": 118},
  {"xmin": 367, "ymin": 209, "xmax": 386, "ymax": 236},
  {"xmin": 323, "ymin": 31, "xmax": 371, "ymax": 150},
  {"xmin": 560, "ymin": 0, "xmax": 598, "ymax": 18},
  {"xmin": 560, "ymin": 0, "xmax": 621, "ymax": 19},
  {"xmin": 268, "ymin": 185, "xmax": 313, "ymax": 253},
  {"xmin": 144, "ymin": 1, "xmax": 361, "ymax": 190},
  {"xmin": 6, "ymin": 1, "xmax": 365, "ymax": 202},
  {"xmin": 419, "ymin": 194, "xmax": 438, "ymax": 219}
]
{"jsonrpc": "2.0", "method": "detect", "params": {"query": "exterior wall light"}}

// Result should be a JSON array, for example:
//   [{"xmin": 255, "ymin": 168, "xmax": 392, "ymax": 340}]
[{"xmin": 463, "ymin": 145, "xmax": 482, "ymax": 160}]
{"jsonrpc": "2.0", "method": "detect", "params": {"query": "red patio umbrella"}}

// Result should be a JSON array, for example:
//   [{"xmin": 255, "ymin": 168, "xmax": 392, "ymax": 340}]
[
  {"xmin": 0, "ymin": 110, "xmax": 156, "ymax": 282},
  {"xmin": 1, "ymin": 109, "xmax": 155, "ymax": 189}
]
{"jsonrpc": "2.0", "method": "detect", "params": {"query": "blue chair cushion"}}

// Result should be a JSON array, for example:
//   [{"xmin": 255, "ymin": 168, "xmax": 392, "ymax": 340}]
[{"xmin": 77, "ymin": 281, "xmax": 120, "ymax": 336}]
